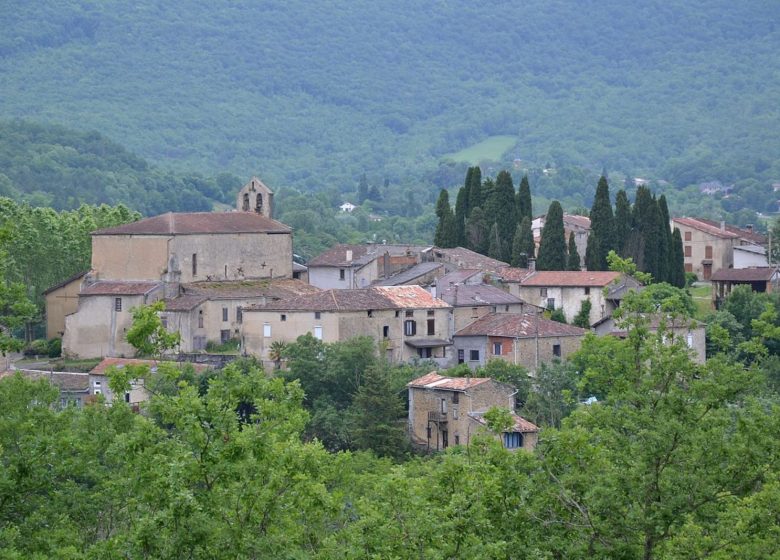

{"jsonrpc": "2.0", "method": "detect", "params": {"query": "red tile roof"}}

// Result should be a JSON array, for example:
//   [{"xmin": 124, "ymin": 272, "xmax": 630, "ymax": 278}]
[
  {"xmin": 519, "ymin": 271, "xmax": 621, "ymax": 287},
  {"xmin": 438, "ymin": 283, "xmax": 524, "ymax": 306},
  {"xmin": 93, "ymin": 212, "xmax": 291, "ymax": 236},
  {"xmin": 496, "ymin": 267, "xmax": 533, "ymax": 282},
  {"xmin": 469, "ymin": 411, "xmax": 539, "ymax": 433},
  {"xmin": 428, "ymin": 247, "xmax": 509, "ymax": 272},
  {"xmin": 710, "ymin": 267, "xmax": 779, "ymax": 282},
  {"xmin": 407, "ymin": 371, "xmax": 491, "ymax": 391},
  {"xmin": 247, "ymin": 285, "xmax": 450, "ymax": 312},
  {"xmin": 688, "ymin": 217, "xmax": 767, "ymax": 245},
  {"xmin": 80, "ymin": 281, "xmax": 161, "ymax": 296},
  {"xmin": 672, "ymin": 217, "xmax": 738, "ymax": 240},
  {"xmin": 454, "ymin": 312, "xmax": 587, "ymax": 338}
]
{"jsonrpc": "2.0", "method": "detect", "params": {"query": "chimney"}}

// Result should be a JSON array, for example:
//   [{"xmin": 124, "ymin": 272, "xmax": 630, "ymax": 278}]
[
  {"xmin": 528, "ymin": 257, "xmax": 536, "ymax": 272},
  {"xmin": 745, "ymin": 224, "xmax": 754, "ymax": 233},
  {"xmin": 346, "ymin": 249, "xmax": 353, "ymax": 262},
  {"xmin": 720, "ymin": 220, "xmax": 726, "ymax": 232}
]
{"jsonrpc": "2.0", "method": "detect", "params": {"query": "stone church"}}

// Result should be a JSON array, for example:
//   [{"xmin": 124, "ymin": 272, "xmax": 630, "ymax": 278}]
[{"xmin": 57, "ymin": 177, "xmax": 314, "ymax": 358}]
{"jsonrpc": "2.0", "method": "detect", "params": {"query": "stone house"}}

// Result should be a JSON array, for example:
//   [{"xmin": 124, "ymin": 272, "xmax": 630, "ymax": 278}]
[
  {"xmin": 374, "ymin": 262, "xmax": 445, "ymax": 288},
  {"xmin": 593, "ymin": 315, "xmax": 707, "ymax": 364},
  {"xmin": 407, "ymin": 372, "xmax": 538, "ymax": 451},
  {"xmin": 673, "ymin": 217, "xmax": 767, "ymax": 280},
  {"xmin": 306, "ymin": 244, "xmax": 428, "ymax": 290},
  {"xmin": 532, "ymin": 213, "xmax": 590, "ymax": 266},
  {"xmin": 437, "ymin": 282, "xmax": 538, "ymax": 331},
  {"xmin": 42, "ymin": 270, "xmax": 88, "ymax": 339},
  {"xmin": 422, "ymin": 246, "xmax": 509, "ymax": 275},
  {"xmin": 512, "ymin": 271, "xmax": 641, "ymax": 326},
  {"xmin": 241, "ymin": 285, "xmax": 453, "ymax": 367},
  {"xmin": 711, "ymin": 267, "xmax": 780, "ymax": 308},
  {"xmin": 453, "ymin": 312, "xmax": 587, "ymax": 371}
]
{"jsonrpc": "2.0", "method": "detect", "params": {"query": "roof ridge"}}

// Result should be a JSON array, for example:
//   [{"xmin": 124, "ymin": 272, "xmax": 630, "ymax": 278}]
[{"xmin": 329, "ymin": 289, "xmax": 340, "ymax": 310}]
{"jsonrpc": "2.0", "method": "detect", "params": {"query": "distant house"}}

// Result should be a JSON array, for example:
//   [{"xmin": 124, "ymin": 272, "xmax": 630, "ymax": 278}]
[
  {"xmin": 672, "ymin": 217, "xmax": 767, "ymax": 280},
  {"xmin": 511, "ymin": 271, "xmax": 641, "ymax": 326},
  {"xmin": 306, "ymin": 243, "xmax": 427, "ymax": 289},
  {"xmin": 339, "ymin": 202, "xmax": 356, "ymax": 213},
  {"xmin": 592, "ymin": 315, "xmax": 706, "ymax": 364},
  {"xmin": 711, "ymin": 267, "xmax": 780, "ymax": 308},
  {"xmin": 437, "ymin": 282, "xmax": 536, "ymax": 331},
  {"xmin": 373, "ymin": 262, "xmax": 445, "ymax": 287},
  {"xmin": 407, "ymin": 372, "xmax": 538, "ymax": 451},
  {"xmin": 242, "ymin": 285, "xmax": 453, "ymax": 367},
  {"xmin": 422, "ymin": 246, "xmax": 508, "ymax": 276},
  {"xmin": 453, "ymin": 312, "xmax": 587, "ymax": 371},
  {"xmin": 531, "ymin": 214, "xmax": 590, "ymax": 265}
]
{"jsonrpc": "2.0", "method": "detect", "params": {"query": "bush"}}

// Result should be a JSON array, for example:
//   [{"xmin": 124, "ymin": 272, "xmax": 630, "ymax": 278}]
[
  {"xmin": 205, "ymin": 338, "xmax": 240, "ymax": 353},
  {"xmin": 685, "ymin": 272, "xmax": 698, "ymax": 287},
  {"xmin": 23, "ymin": 339, "xmax": 50, "ymax": 357},
  {"xmin": 47, "ymin": 338, "xmax": 62, "ymax": 358},
  {"xmin": 549, "ymin": 308, "xmax": 567, "ymax": 324}
]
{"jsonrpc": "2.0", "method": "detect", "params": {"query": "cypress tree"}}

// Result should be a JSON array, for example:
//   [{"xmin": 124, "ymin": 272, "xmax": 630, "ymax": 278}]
[
  {"xmin": 511, "ymin": 216, "xmax": 535, "ymax": 268},
  {"xmin": 642, "ymin": 194, "xmax": 662, "ymax": 280},
  {"xmin": 614, "ymin": 189, "xmax": 632, "ymax": 257},
  {"xmin": 487, "ymin": 222, "xmax": 504, "ymax": 261},
  {"xmin": 465, "ymin": 206, "xmax": 489, "ymax": 254},
  {"xmin": 467, "ymin": 166, "xmax": 483, "ymax": 211},
  {"xmin": 454, "ymin": 186, "xmax": 469, "ymax": 246},
  {"xmin": 589, "ymin": 176, "xmax": 615, "ymax": 270},
  {"xmin": 657, "ymin": 195, "xmax": 673, "ymax": 283},
  {"xmin": 517, "ymin": 175, "xmax": 532, "ymax": 223},
  {"xmin": 537, "ymin": 201, "xmax": 567, "ymax": 271},
  {"xmin": 488, "ymin": 170, "xmax": 518, "ymax": 246},
  {"xmin": 567, "ymin": 231, "xmax": 581, "ymax": 270},
  {"xmin": 670, "ymin": 227, "xmax": 686, "ymax": 288},
  {"xmin": 585, "ymin": 232, "xmax": 601, "ymax": 271},
  {"xmin": 357, "ymin": 173, "xmax": 368, "ymax": 203},
  {"xmin": 434, "ymin": 190, "xmax": 457, "ymax": 248},
  {"xmin": 632, "ymin": 185, "xmax": 655, "ymax": 271}
]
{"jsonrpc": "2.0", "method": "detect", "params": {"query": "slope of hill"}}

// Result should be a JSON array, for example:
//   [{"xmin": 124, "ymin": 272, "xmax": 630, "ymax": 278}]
[{"xmin": 1, "ymin": 0, "xmax": 779, "ymax": 192}]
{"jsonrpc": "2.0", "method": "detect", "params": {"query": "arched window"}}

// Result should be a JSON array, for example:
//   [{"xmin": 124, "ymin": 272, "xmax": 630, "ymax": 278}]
[
  {"xmin": 256, "ymin": 193, "xmax": 263, "ymax": 214},
  {"xmin": 242, "ymin": 193, "xmax": 250, "ymax": 211}
]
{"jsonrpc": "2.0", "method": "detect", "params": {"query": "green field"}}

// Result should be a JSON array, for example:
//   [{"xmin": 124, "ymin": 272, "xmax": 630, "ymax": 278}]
[
  {"xmin": 443, "ymin": 136, "xmax": 517, "ymax": 165},
  {"xmin": 689, "ymin": 284, "xmax": 714, "ymax": 319}
]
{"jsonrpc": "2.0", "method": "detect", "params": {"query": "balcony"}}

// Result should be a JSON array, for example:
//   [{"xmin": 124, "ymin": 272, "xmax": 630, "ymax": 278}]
[{"xmin": 428, "ymin": 410, "xmax": 447, "ymax": 423}]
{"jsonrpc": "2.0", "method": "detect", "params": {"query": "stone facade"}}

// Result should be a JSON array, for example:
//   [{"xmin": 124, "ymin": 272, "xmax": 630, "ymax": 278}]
[{"xmin": 43, "ymin": 271, "xmax": 87, "ymax": 339}]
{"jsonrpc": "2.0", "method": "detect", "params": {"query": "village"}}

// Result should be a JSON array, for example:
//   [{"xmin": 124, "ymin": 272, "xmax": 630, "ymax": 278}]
[{"xmin": 18, "ymin": 175, "xmax": 773, "ymax": 454}]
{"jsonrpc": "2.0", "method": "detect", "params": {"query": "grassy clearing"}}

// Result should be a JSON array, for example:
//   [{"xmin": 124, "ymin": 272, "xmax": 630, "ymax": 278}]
[
  {"xmin": 689, "ymin": 284, "xmax": 713, "ymax": 319},
  {"xmin": 443, "ymin": 135, "xmax": 517, "ymax": 164}
]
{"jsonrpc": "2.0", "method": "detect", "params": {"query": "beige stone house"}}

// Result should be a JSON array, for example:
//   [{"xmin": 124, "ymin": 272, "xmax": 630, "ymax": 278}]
[
  {"xmin": 437, "ymin": 282, "xmax": 538, "ymax": 331},
  {"xmin": 673, "ymin": 217, "xmax": 767, "ymax": 280},
  {"xmin": 306, "ymin": 243, "xmax": 427, "ymax": 289},
  {"xmin": 532, "ymin": 213, "xmax": 590, "ymax": 267},
  {"xmin": 242, "ymin": 285, "xmax": 453, "ymax": 367},
  {"xmin": 43, "ymin": 270, "xmax": 88, "ymax": 339},
  {"xmin": 453, "ymin": 312, "xmax": 587, "ymax": 371},
  {"xmin": 407, "ymin": 372, "xmax": 538, "ymax": 451},
  {"xmin": 512, "ymin": 271, "xmax": 641, "ymax": 326}
]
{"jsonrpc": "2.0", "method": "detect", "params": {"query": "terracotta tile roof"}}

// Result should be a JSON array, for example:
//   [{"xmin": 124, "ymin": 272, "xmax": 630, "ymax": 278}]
[
  {"xmin": 711, "ymin": 267, "xmax": 779, "ymax": 282},
  {"xmin": 308, "ymin": 244, "xmax": 426, "ymax": 267},
  {"xmin": 672, "ymin": 217, "xmax": 739, "ymax": 240},
  {"xmin": 469, "ymin": 411, "xmax": 539, "ymax": 433},
  {"xmin": 454, "ymin": 312, "xmax": 587, "ymax": 338},
  {"xmin": 92, "ymin": 212, "xmax": 291, "ymax": 236},
  {"xmin": 7, "ymin": 370, "xmax": 90, "ymax": 392},
  {"xmin": 90, "ymin": 357, "xmax": 210, "ymax": 375},
  {"xmin": 519, "ymin": 271, "xmax": 621, "ymax": 287},
  {"xmin": 563, "ymin": 214, "xmax": 591, "ymax": 230},
  {"xmin": 690, "ymin": 217, "xmax": 767, "ymax": 245},
  {"xmin": 427, "ymin": 247, "xmax": 509, "ymax": 272},
  {"xmin": 80, "ymin": 281, "xmax": 161, "ymax": 296},
  {"xmin": 43, "ymin": 270, "xmax": 88, "ymax": 295},
  {"xmin": 164, "ymin": 294, "xmax": 208, "ymax": 311},
  {"xmin": 247, "ymin": 285, "xmax": 450, "ymax": 312},
  {"xmin": 438, "ymin": 283, "xmax": 524, "ymax": 307},
  {"xmin": 407, "ymin": 371, "xmax": 492, "ymax": 391},
  {"xmin": 496, "ymin": 267, "xmax": 533, "ymax": 282}
]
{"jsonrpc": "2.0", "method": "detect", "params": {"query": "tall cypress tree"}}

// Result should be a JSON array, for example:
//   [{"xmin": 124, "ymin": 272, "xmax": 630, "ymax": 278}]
[
  {"xmin": 465, "ymin": 206, "xmax": 489, "ymax": 254},
  {"xmin": 537, "ymin": 201, "xmax": 567, "ymax": 271},
  {"xmin": 487, "ymin": 222, "xmax": 504, "ymax": 261},
  {"xmin": 434, "ymin": 190, "xmax": 457, "ymax": 248},
  {"xmin": 511, "ymin": 216, "xmax": 535, "ymax": 268},
  {"xmin": 454, "ymin": 186, "xmax": 469, "ymax": 247},
  {"xmin": 632, "ymin": 185, "xmax": 655, "ymax": 271},
  {"xmin": 585, "ymin": 232, "xmax": 601, "ymax": 271},
  {"xmin": 567, "ymin": 231, "xmax": 581, "ymax": 270},
  {"xmin": 657, "ymin": 195, "xmax": 673, "ymax": 283},
  {"xmin": 670, "ymin": 228, "xmax": 686, "ymax": 288},
  {"xmin": 517, "ymin": 175, "xmax": 532, "ymax": 223},
  {"xmin": 467, "ymin": 166, "xmax": 483, "ymax": 212},
  {"xmin": 642, "ymin": 194, "xmax": 663, "ymax": 280},
  {"xmin": 614, "ymin": 189, "xmax": 632, "ymax": 257},
  {"xmin": 488, "ymin": 170, "xmax": 518, "ymax": 246},
  {"xmin": 589, "ymin": 176, "xmax": 615, "ymax": 270}
]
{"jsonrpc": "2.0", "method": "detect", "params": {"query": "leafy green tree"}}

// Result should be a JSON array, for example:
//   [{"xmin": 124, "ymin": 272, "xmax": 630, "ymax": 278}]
[
  {"xmin": 126, "ymin": 300, "xmax": 181, "ymax": 357},
  {"xmin": 588, "ymin": 175, "xmax": 615, "ymax": 269},
  {"xmin": 516, "ymin": 174, "xmax": 532, "ymax": 223},
  {"xmin": 566, "ymin": 231, "xmax": 580, "ymax": 270},
  {"xmin": 0, "ymin": 280, "xmax": 36, "ymax": 354},
  {"xmin": 483, "ymin": 405, "xmax": 514, "ymax": 433},
  {"xmin": 536, "ymin": 201, "xmax": 567, "ymax": 270},
  {"xmin": 549, "ymin": 307, "xmax": 567, "ymax": 323},
  {"xmin": 520, "ymin": 360, "xmax": 579, "ymax": 427},
  {"xmin": 572, "ymin": 298, "xmax": 592, "ymax": 328}
]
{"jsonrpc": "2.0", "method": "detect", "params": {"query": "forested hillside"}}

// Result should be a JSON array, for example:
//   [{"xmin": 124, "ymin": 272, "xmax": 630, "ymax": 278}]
[{"xmin": 2, "ymin": 0, "xmax": 779, "ymax": 197}]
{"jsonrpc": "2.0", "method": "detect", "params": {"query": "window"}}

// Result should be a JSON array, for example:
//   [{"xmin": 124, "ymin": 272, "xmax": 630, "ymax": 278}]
[
  {"xmin": 339, "ymin": 269, "xmax": 345, "ymax": 280},
  {"xmin": 405, "ymin": 310, "xmax": 414, "ymax": 317},
  {"xmin": 584, "ymin": 287, "xmax": 590, "ymax": 295},
  {"xmin": 280, "ymin": 314, "xmax": 286, "ymax": 322},
  {"xmin": 540, "ymin": 287, "xmax": 548, "ymax": 297},
  {"xmin": 125, "ymin": 392, "xmax": 130, "ymax": 403},
  {"xmin": 553, "ymin": 344, "xmax": 561, "ymax": 357},
  {"xmin": 315, "ymin": 312, "xmax": 321, "ymax": 319},
  {"xmin": 418, "ymin": 347, "xmax": 432, "ymax": 358},
  {"xmin": 685, "ymin": 245, "xmax": 692, "ymax": 257},
  {"xmin": 471, "ymin": 307, "xmax": 478, "ymax": 318},
  {"xmin": 685, "ymin": 263, "xmax": 693, "ymax": 273},
  {"xmin": 395, "ymin": 310, "xmax": 400, "ymax": 317},
  {"xmin": 220, "ymin": 329, "xmax": 231, "ymax": 343},
  {"xmin": 503, "ymin": 432, "xmax": 523, "ymax": 449},
  {"xmin": 198, "ymin": 311, "xmax": 204, "ymax": 329},
  {"xmin": 192, "ymin": 253, "xmax": 197, "ymax": 276},
  {"xmin": 263, "ymin": 323, "xmax": 271, "ymax": 337},
  {"xmin": 236, "ymin": 307, "xmax": 243, "ymax": 323},
  {"xmin": 194, "ymin": 336, "xmax": 207, "ymax": 350},
  {"xmin": 686, "ymin": 333, "xmax": 694, "ymax": 348},
  {"xmin": 367, "ymin": 310, "xmax": 373, "ymax": 317},
  {"xmin": 161, "ymin": 316, "xmax": 168, "ymax": 329},
  {"xmin": 452, "ymin": 391, "xmax": 459, "ymax": 404},
  {"xmin": 469, "ymin": 349, "xmax": 480, "ymax": 361},
  {"xmin": 242, "ymin": 192, "xmax": 250, "ymax": 211},
  {"xmin": 222, "ymin": 307, "xmax": 228, "ymax": 322},
  {"xmin": 256, "ymin": 193, "xmax": 263, "ymax": 214},
  {"xmin": 684, "ymin": 231, "xmax": 692, "ymax": 241},
  {"xmin": 427, "ymin": 319, "xmax": 435, "ymax": 335},
  {"xmin": 454, "ymin": 435, "xmax": 460, "ymax": 445},
  {"xmin": 453, "ymin": 407, "xmax": 459, "ymax": 420},
  {"xmin": 313, "ymin": 326, "xmax": 323, "ymax": 340},
  {"xmin": 94, "ymin": 389, "xmax": 102, "ymax": 395},
  {"xmin": 442, "ymin": 430, "xmax": 449, "ymax": 449},
  {"xmin": 404, "ymin": 320, "xmax": 416, "ymax": 336},
  {"xmin": 427, "ymin": 310, "xmax": 434, "ymax": 316},
  {"xmin": 440, "ymin": 399, "xmax": 447, "ymax": 414},
  {"xmin": 93, "ymin": 380, "xmax": 101, "ymax": 387},
  {"xmin": 493, "ymin": 342, "xmax": 503, "ymax": 355},
  {"xmin": 383, "ymin": 325, "xmax": 389, "ymax": 338},
  {"xmin": 114, "ymin": 297, "xmax": 122, "ymax": 312},
  {"xmin": 705, "ymin": 245, "xmax": 713, "ymax": 259},
  {"xmin": 547, "ymin": 298, "xmax": 555, "ymax": 310},
  {"xmin": 457, "ymin": 349, "xmax": 465, "ymax": 364}
]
